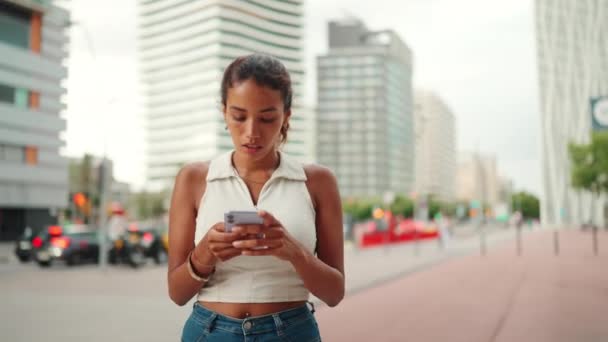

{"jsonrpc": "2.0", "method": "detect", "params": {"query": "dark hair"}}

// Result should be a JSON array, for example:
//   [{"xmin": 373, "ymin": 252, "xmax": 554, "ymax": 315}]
[{"xmin": 221, "ymin": 54, "xmax": 293, "ymax": 144}]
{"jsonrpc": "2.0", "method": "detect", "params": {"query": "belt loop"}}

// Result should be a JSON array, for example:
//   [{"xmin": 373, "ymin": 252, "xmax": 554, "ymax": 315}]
[
  {"xmin": 206, "ymin": 313, "xmax": 218, "ymax": 333},
  {"xmin": 272, "ymin": 313, "xmax": 284, "ymax": 333},
  {"xmin": 307, "ymin": 301, "xmax": 316, "ymax": 314}
]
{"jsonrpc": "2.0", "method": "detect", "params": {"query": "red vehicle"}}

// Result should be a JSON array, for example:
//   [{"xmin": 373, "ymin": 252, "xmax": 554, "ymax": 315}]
[{"xmin": 355, "ymin": 212, "xmax": 439, "ymax": 248}]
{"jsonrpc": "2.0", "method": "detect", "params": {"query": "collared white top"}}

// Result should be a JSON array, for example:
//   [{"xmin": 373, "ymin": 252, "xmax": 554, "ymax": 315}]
[{"xmin": 195, "ymin": 150, "xmax": 317, "ymax": 303}]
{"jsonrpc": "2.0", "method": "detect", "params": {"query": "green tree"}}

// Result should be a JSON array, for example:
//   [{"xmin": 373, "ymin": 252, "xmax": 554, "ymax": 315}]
[
  {"xmin": 342, "ymin": 197, "xmax": 382, "ymax": 222},
  {"xmin": 130, "ymin": 191, "xmax": 168, "ymax": 220},
  {"xmin": 510, "ymin": 192, "xmax": 540, "ymax": 219},
  {"xmin": 428, "ymin": 197, "xmax": 442, "ymax": 219},
  {"xmin": 569, "ymin": 131, "xmax": 608, "ymax": 194},
  {"xmin": 389, "ymin": 195, "xmax": 414, "ymax": 218},
  {"xmin": 569, "ymin": 131, "xmax": 608, "ymax": 224}
]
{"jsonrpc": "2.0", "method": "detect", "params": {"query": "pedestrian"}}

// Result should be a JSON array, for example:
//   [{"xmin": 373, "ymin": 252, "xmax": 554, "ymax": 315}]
[{"xmin": 168, "ymin": 54, "xmax": 345, "ymax": 341}]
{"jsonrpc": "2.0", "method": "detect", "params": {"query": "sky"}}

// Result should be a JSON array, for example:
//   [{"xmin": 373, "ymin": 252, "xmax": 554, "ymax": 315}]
[{"xmin": 62, "ymin": 0, "xmax": 542, "ymax": 195}]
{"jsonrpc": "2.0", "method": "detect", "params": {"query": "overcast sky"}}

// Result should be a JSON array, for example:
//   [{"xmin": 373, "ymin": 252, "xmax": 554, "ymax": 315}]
[{"xmin": 62, "ymin": 0, "xmax": 541, "ymax": 195}]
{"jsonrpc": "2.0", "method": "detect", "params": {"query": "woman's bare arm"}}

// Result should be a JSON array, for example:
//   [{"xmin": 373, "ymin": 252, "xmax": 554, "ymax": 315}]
[
  {"xmin": 167, "ymin": 162, "xmax": 216, "ymax": 306},
  {"xmin": 293, "ymin": 165, "xmax": 345, "ymax": 307}
]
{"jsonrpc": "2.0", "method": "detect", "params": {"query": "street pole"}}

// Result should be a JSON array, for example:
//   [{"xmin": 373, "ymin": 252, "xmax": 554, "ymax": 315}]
[
  {"xmin": 66, "ymin": 20, "xmax": 107, "ymax": 268},
  {"xmin": 516, "ymin": 223, "xmax": 522, "ymax": 256},
  {"xmin": 480, "ymin": 223, "xmax": 486, "ymax": 256},
  {"xmin": 98, "ymin": 158, "xmax": 109, "ymax": 270},
  {"xmin": 593, "ymin": 225, "xmax": 598, "ymax": 256},
  {"xmin": 553, "ymin": 230, "xmax": 560, "ymax": 256},
  {"xmin": 476, "ymin": 148, "xmax": 487, "ymax": 257}
]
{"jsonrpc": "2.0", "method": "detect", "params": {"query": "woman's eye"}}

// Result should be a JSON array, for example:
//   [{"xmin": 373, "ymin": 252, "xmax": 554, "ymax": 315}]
[
  {"xmin": 261, "ymin": 117, "xmax": 276, "ymax": 123},
  {"xmin": 232, "ymin": 116, "xmax": 246, "ymax": 122}
]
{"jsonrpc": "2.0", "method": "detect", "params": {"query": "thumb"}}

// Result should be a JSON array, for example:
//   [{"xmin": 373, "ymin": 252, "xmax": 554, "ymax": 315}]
[{"xmin": 258, "ymin": 210, "xmax": 280, "ymax": 227}]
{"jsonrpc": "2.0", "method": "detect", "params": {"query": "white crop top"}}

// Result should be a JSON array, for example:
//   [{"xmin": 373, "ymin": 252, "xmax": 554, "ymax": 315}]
[{"xmin": 194, "ymin": 150, "xmax": 317, "ymax": 303}]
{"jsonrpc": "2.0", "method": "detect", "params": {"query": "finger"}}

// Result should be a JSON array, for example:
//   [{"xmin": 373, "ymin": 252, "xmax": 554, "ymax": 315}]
[
  {"xmin": 231, "ymin": 238, "xmax": 263, "ymax": 249},
  {"xmin": 255, "ymin": 239, "xmax": 283, "ymax": 249},
  {"xmin": 232, "ymin": 238, "xmax": 283, "ymax": 250},
  {"xmin": 215, "ymin": 248, "xmax": 242, "ymax": 261},
  {"xmin": 247, "ymin": 230, "xmax": 283, "ymax": 241},
  {"xmin": 241, "ymin": 246, "xmax": 280, "ymax": 256},
  {"xmin": 213, "ymin": 223, "xmax": 226, "ymax": 232},
  {"xmin": 262, "ymin": 227, "xmax": 285, "ymax": 239},
  {"xmin": 208, "ymin": 230, "xmax": 243, "ymax": 243},
  {"xmin": 232, "ymin": 224, "xmax": 264, "ymax": 235},
  {"xmin": 258, "ymin": 210, "xmax": 281, "ymax": 227},
  {"xmin": 207, "ymin": 242, "xmax": 233, "ymax": 253}
]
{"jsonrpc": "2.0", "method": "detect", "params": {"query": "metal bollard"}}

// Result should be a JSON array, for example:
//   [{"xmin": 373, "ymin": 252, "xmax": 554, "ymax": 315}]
[
  {"xmin": 516, "ymin": 224, "xmax": 522, "ymax": 256},
  {"xmin": 414, "ymin": 230, "xmax": 420, "ymax": 256},
  {"xmin": 593, "ymin": 225, "xmax": 598, "ymax": 256},
  {"xmin": 480, "ymin": 224, "xmax": 486, "ymax": 256}
]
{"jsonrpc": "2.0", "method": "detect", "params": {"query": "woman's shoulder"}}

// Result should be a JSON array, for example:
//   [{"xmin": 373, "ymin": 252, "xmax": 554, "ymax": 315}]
[
  {"xmin": 302, "ymin": 163, "xmax": 338, "ymax": 188},
  {"xmin": 176, "ymin": 161, "xmax": 211, "ymax": 183},
  {"xmin": 172, "ymin": 161, "xmax": 212, "ymax": 209},
  {"xmin": 301, "ymin": 164, "xmax": 340, "ymax": 210},
  {"xmin": 174, "ymin": 161, "xmax": 211, "ymax": 199}
]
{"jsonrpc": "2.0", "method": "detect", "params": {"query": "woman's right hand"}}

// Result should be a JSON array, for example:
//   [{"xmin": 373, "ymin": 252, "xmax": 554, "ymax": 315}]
[{"xmin": 194, "ymin": 222, "xmax": 244, "ymax": 264}]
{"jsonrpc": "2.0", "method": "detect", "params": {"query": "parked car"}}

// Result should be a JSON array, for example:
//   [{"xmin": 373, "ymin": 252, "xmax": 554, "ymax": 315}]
[{"xmin": 32, "ymin": 224, "xmax": 100, "ymax": 267}]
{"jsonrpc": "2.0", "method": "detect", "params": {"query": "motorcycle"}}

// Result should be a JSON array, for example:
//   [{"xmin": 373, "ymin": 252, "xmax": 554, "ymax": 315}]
[{"xmin": 108, "ymin": 230, "xmax": 147, "ymax": 268}]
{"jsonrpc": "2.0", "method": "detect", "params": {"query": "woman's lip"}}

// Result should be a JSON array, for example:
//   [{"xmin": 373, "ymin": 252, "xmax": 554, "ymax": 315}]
[{"xmin": 243, "ymin": 145, "xmax": 262, "ymax": 154}]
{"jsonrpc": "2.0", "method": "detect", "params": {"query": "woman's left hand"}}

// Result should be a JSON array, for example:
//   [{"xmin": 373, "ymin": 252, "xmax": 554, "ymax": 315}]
[{"xmin": 231, "ymin": 210, "xmax": 304, "ymax": 263}]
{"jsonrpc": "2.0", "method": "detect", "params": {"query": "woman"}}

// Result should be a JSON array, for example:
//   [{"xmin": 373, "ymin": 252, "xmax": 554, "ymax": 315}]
[{"xmin": 168, "ymin": 54, "xmax": 345, "ymax": 341}]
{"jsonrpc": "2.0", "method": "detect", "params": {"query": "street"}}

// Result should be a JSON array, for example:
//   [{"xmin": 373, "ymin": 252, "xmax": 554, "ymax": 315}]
[{"xmin": 0, "ymin": 224, "xmax": 559, "ymax": 341}]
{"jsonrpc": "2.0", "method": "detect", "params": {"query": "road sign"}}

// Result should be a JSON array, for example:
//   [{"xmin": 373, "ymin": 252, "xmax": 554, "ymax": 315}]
[{"xmin": 591, "ymin": 96, "xmax": 608, "ymax": 131}]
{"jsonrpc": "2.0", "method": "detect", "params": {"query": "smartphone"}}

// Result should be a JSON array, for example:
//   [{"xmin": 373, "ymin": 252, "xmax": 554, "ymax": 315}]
[{"xmin": 224, "ymin": 211, "xmax": 264, "ymax": 233}]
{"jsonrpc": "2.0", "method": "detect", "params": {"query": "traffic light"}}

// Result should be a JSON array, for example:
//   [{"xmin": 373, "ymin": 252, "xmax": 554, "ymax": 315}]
[{"xmin": 73, "ymin": 192, "xmax": 87, "ymax": 208}]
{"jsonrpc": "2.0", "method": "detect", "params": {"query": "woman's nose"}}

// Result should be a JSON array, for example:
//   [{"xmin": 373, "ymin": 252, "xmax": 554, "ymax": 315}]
[{"xmin": 245, "ymin": 119, "xmax": 260, "ymax": 138}]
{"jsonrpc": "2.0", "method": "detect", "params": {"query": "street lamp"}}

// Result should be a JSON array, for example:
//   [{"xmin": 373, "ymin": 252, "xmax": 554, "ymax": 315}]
[{"xmin": 64, "ymin": 19, "xmax": 113, "ymax": 270}]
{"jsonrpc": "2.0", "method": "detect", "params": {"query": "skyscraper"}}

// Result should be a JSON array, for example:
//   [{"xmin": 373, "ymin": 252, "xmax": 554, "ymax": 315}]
[
  {"xmin": 138, "ymin": 0, "xmax": 308, "ymax": 191},
  {"xmin": 456, "ymin": 152, "xmax": 500, "ymax": 207},
  {"xmin": 317, "ymin": 18, "xmax": 414, "ymax": 198},
  {"xmin": 414, "ymin": 90, "xmax": 456, "ymax": 201},
  {"xmin": 0, "ymin": 0, "xmax": 69, "ymax": 240},
  {"xmin": 535, "ymin": 0, "xmax": 608, "ymax": 226}
]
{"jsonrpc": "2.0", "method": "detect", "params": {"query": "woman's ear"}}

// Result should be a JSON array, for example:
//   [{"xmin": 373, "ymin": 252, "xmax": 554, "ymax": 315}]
[{"xmin": 284, "ymin": 109, "xmax": 291, "ymax": 125}]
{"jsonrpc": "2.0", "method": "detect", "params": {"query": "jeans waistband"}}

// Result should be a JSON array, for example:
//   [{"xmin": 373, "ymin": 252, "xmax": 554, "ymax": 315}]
[{"xmin": 191, "ymin": 302, "xmax": 315, "ymax": 335}]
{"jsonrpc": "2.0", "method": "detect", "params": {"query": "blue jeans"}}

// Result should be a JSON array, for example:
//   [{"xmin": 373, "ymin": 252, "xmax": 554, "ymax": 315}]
[{"xmin": 181, "ymin": 302, "xmax": 321, "ymax": 342}]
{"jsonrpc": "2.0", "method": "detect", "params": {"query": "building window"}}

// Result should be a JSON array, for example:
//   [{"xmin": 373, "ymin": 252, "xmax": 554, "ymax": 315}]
[
  {"xmin": 0, "ymin": 83, "xmax": 33, "ymax": 109},
  {"xmin": 0, "ymin": 144, "xmax": 25, "ymax": 162},
  {"xmin": 15, "ymin": 88, "xmax": 28, "ymax": 108},
  {"xmin": 24, "ymin": 146, "xmax": 38, "ymax": 165},
  {"xmin": 0, "ymin": 84, "xmax": 13, "ymax": 103},
  {"xmin": 0, "ymin": 2, "xmax": 31, "ymax": 49}
]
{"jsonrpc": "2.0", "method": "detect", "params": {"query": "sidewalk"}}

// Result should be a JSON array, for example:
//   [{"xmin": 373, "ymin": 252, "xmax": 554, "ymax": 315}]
[{"xmin": 316, "ymin": 229, "xmax": 608, "ymax": 342}]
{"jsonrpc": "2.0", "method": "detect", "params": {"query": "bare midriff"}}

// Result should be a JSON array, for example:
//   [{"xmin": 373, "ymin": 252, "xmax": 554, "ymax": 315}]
[{"xmin": 199, "ymin": 300, "xmax": 307, "ymax": 319}]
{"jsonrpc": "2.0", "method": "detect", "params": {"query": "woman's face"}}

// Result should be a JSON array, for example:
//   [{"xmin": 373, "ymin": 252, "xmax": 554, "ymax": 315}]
[{"xmin": 224, "ymin": 78, "xmax": 290, "ymax": 161}]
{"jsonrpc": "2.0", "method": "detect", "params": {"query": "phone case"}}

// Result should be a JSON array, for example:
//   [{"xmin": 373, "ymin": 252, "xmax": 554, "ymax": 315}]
[{"xmin": 224, "ymin": 211, "xmax": 264, "ymax": 232}]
